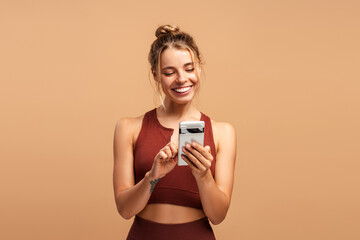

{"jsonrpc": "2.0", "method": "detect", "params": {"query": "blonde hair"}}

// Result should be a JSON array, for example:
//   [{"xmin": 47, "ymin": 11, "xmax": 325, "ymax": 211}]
[{"xmin": 148, "ymin": 25, "xmax": 204, "ymax": 107}]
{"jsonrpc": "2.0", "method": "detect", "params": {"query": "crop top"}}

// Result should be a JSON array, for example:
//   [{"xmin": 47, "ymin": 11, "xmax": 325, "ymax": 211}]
[{"xmin": 133, "ymin": 108, "xmax": 216, "ymax": 209}]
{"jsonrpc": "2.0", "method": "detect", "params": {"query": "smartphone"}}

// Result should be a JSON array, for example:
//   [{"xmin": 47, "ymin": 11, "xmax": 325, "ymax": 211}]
[{"xmin": 178, "ymin": 121, "xmax": 205, "ymax": 166}]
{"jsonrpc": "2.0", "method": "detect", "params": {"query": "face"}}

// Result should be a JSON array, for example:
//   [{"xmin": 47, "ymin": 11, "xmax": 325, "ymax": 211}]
[{"xmin": 157, "ymin": 48, "xmax": 199, "ymax": 105}]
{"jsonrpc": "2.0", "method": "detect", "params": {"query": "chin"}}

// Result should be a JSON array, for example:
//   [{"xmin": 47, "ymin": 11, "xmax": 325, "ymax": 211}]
[{"xmin": 169, "ymin": 92, "xmax": 195, "ymax": 104}]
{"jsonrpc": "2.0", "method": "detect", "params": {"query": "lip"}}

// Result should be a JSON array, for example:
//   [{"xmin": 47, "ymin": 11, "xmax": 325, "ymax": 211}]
[{"xmin": 171, "ymin": 85, "xmax": 193, "ymax": 95}]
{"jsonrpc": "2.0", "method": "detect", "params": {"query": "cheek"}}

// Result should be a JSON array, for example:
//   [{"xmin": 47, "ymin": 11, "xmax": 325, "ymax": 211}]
[
  {"xmin": 160, "ymin": 77, "xmax": 173, "ymax": 90},
  {"xmin": 190, "ymin": 73, "xmax": 199, "ymax": 84}
]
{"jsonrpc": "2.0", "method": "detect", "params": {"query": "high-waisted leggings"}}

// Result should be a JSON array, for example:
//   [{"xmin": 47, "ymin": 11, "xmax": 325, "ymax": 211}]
[{"xmin": 126, "ymin": 215, "xmax": 216, "ymax": 240}]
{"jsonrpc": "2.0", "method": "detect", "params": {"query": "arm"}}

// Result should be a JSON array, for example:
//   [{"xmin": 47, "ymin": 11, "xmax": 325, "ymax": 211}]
[
  {"xmin": 113, "ymin": 118, "xmax": 177, "ymax": 219},
  {"xmin": 181, "ymin": 122, "xmax": 237, "ymax": 225}
]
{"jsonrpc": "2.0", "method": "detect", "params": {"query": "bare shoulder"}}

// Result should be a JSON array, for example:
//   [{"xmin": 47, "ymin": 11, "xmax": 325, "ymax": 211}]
[
  {"xmin": 211, "ymin": 120, "xmax": 236, "ymax": 152},
  {"xmin": 212, "ymin": 120, "xmax": 236, "ymax": 134},
  {"xmin": 115, "ymin": 115, "xmax": 143, "ymax": 131},
  {"xmin": 114, "ymin": 114, "xmax": 144, "ymax": 147}
]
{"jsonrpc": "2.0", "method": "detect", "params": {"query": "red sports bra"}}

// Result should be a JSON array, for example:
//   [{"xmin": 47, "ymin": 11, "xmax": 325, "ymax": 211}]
[{"xmin": 133, "ymin": 108, "xmax": 216, "ymax": 209}]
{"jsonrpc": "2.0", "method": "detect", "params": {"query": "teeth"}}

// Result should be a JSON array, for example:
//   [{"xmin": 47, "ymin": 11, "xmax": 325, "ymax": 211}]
[{"xmin": 174, "ymin": 86, "xmax": 191, "ymax": 93}]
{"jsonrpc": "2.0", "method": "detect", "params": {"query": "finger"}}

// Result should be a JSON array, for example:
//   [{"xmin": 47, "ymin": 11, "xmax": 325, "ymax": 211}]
[
  {"xmin": 159, "ymin": 151, "xmax": 168, "ymax": 160},
  {"xmin": 185, "ymin": 146, "xmax": 211, "ymax": 169},
  {"xmin": 181, "ymin": 154, "xmax": 199, "ymax": 172},
  {"xmin": 191, "ymin": 143, "xmax": 213, "ymax": 161},
  {"xmin": 204, "ymin": 145, "xmax": 211, "ymax": 153},
  {"xmin": 162, "ymin": 146, "xmax": 172, "ymax": 159},
  {"xmin": 183, "ymin": 147, "xmax": 206, "ymax": 171},
  {"xmin": 167, "ymin": 142, "xmax": 178, "ymax": 158}
]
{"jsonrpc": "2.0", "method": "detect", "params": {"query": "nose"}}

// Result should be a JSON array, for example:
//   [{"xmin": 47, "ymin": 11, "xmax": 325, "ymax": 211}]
[{"xmin": 176, "ymin": 70, "xmax": 187, "ymax": 84}]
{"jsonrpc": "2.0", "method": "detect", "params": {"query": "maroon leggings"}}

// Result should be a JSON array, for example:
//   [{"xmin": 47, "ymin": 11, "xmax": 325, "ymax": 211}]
[{"xmin": 126, "ymin": 216, "xmax": 216, "ymax": 240}]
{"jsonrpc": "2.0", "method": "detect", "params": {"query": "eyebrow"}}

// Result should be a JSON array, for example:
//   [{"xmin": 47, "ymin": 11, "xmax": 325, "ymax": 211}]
[{"xmin": 161, "ymin": 62, "xmax": 194, "ymax": 71}]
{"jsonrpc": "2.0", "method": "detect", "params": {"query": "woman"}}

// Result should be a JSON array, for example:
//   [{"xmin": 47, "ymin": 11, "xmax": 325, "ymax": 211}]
[{"xmin": 113, "ymin": 25, "xmax": 237, "ymax": 240}]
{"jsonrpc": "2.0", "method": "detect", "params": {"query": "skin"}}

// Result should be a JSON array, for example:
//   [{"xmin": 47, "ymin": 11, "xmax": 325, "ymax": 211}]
[{"xmin": 113, "ymin": 48, "xmax": 237, "ymax": 224}]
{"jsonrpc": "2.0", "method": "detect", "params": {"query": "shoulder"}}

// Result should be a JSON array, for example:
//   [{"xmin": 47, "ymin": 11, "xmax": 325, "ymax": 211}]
[
  {"xmin": 212, "ymin": 120, "xmax": 236, "ymax": 140},
  {"xmin": 212, "ymin": 121, "xmax": 235, "ymax": 133},
  {"xmin": 210, "ymin": 120, "xmax": 237, "ymax": 186},
  {"xmin": 114, "ymin": 114, "xmax": 145, "ymax": 146},
  {"xmin": 210, "ymin": 119, "xmax": 236, "ymax": 152},
  {"xmin": 115, "ymin": 115, "xmax": 143, "ymax": 132}
]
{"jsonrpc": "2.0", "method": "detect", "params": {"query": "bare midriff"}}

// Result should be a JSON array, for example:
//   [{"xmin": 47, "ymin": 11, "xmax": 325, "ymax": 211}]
[{"xmin": 137, "ymin": 203, "xmax": 206, "ymax": 224}]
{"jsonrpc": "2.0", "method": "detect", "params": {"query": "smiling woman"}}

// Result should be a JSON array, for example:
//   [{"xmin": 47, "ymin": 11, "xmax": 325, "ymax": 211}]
[
  {"xmin": 158, "ymin": 48, "xmax": 198, "ymax": 105},
  {"xmin": 149, "ymin": 25, "xmax": 203, "ymax": 107},
  {"xmin": 113, "ymin": 25, "xmax": 237, "ymax": 240}
]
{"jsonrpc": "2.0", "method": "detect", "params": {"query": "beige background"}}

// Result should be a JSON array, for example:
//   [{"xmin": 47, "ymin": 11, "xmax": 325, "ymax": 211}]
[{"xmin": 1, "ymin": 0, "xmax": 359, "ymax": 239}]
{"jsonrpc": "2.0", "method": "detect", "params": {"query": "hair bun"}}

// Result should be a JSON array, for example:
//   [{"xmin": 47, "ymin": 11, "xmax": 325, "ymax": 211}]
[{"xmin": 155, "ymin": 25, "xmax": 180, "ymax": 38}]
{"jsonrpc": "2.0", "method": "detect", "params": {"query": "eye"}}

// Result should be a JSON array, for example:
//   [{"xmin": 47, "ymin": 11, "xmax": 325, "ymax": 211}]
[
  {"xmin": 185, "ymin": 68, "xmax": 195, "ymax": 72},
  {"xmin": 163, "ymin": 72, "xmax": 175, "ymax": 76}
]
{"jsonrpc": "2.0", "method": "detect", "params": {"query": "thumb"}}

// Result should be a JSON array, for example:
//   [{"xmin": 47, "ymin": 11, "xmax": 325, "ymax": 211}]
[{"xmin": 205, "ymin": 145, "xmax": 211, "ymax": 153}]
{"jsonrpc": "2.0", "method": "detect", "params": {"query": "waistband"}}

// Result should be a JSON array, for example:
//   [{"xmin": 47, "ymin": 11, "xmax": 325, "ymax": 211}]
[
  {"xmin": 127, "ymin": 215, "xmax": 215, "ymax": 240},
  {"xmin": 134, "ymin": 215, "xmax": 209, "ymax": 227}
]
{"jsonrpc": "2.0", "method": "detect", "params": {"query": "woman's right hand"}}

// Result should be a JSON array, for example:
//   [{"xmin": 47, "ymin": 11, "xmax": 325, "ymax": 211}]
[{"xmin": 149, "ymin": 142, "xmax": 178, "ymax": 180}]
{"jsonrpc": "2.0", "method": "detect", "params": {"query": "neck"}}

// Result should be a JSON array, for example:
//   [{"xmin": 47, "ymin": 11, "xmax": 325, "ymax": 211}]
[{"xmin": 158, "ymin": 97, "xmax": 198, "ymax": 119}]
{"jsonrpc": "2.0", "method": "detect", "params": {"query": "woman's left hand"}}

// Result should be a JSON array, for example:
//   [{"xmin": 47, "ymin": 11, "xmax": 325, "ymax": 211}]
[{"xmin": 181, "ymin": 142, "xmax": 213, "ymax": 181}]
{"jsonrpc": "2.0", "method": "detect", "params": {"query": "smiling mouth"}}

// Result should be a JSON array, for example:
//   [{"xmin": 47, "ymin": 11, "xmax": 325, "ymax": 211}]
[{"xmin": 172, "ymin": 86, "xmax": 193, "ymax": 93}]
